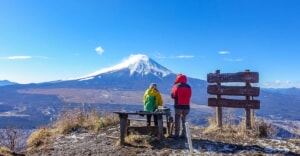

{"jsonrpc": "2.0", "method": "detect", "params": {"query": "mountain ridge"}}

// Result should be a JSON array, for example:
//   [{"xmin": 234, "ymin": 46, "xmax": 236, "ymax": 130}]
[{"xmin": 0, "ymin": 80, "xmax": 17, "ymax": 86}]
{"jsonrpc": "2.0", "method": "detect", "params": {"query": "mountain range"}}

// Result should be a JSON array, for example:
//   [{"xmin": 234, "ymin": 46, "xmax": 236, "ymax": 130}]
[
  {"xmin": 0, "ymin": 54, "xmax": 299, "ymax": 137},
  {"xmin": 0, "ymin": 80, "xmax": 17, "ymax": 86}
]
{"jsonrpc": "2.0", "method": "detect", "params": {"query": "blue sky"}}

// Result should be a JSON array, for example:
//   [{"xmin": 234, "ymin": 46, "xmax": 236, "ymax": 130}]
[{"xmin": 0, "ymin": 0, "xmax": 300, "ymax": 88}]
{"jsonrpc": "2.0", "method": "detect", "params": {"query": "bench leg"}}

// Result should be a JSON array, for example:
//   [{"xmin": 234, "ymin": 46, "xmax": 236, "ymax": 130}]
[
  {"xmin": 119, "ymin": 114, "xmax": 128, "ymax": 145},
  {"xmin": 166, "ymin": 115, "xmax": 170, "ymax": 135},
  {"xmin": 157, "ymin": 115, "xmax": 164, "ymax": 140}
]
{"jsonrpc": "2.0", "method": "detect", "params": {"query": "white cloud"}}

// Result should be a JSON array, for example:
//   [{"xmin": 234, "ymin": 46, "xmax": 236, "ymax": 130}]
[
  {"xmin": 274, "ymin": 80, "xmax": 281, "ymax": 86},
  {"xmin": 7, "ymin": 56, "xmax": 32, "ymax": 60},
  {"xmin": 295, "ymin": 81, "xmax": 300, "ymax": 88},
  {"xmin": 153, "ymin": 54, "xmax": 195, "ymax": 59},
  {"xmin": 0, "ymin": 55, "xmax": 49, "ymax": 60},
  {"xmin": 219, "ymin": 51, "xmax": 230, "ymax": 54},
  {"xmin": 260, "ymin": 80, "xmax": 298, "ymax": 88},
  {"xmin": 175, "ymin": 55, "xmax": 195, "ymax": 58},
  {"xmin": 95, "ymin": 46, "xmax": 104, "ymax": 55}
]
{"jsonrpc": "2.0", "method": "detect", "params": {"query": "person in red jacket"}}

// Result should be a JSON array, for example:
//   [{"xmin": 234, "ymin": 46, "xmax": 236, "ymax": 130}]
[{"xmin": 171, "ymin": 74, "xmax": 192, "ymax": 139}]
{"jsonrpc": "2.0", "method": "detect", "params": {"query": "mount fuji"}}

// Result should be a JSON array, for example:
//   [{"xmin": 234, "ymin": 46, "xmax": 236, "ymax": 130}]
[
  {"xmin": 79, "ymin": 54, "xmax": 172, "ymax": 79},
  {"xmin": 34, "ymin": 54, "xmax": 207, "ymax": 99},
  {"xmin": 63, "ymin": 54, "xmax": 178, "ymax": 91}
]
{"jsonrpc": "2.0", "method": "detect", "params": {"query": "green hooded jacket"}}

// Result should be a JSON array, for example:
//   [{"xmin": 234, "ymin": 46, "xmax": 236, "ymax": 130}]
[{"xmin": 143, "ymin": 88, "xmax": 163, "ymax": 112}]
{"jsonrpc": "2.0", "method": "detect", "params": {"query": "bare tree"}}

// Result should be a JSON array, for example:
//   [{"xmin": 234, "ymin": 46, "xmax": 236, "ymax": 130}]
[{"xmin": 0, "ymin": 127, "xmax": 20, "ymax": 151}]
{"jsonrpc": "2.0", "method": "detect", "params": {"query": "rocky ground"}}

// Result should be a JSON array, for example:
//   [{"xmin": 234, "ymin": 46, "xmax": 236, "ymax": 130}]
[{"xmin": 21, "ymin": 124, "xmax": 300, "ymax": 156}]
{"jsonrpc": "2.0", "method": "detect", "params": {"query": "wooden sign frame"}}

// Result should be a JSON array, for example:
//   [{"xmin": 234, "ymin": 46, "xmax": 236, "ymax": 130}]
[{"xmin": 206, "ymin": 69, "xmax": 260, "ymax": 129}]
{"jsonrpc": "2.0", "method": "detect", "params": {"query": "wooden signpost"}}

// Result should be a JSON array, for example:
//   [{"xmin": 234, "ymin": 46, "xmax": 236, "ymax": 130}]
[{"xmin": 207, "ymin": 69, "xmax": 260, "ymax": 129}]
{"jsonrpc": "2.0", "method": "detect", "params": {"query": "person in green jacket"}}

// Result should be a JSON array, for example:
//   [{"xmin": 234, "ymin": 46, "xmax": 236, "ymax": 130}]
[{"xmin": 143, "ymin": 83, "xmax": 163, "ymax": 126}]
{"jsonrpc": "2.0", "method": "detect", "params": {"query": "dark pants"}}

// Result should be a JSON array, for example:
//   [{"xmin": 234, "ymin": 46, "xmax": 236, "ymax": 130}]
[
  {"xmin": 147, "ymin": 115, "xmax": 158, "ymax": 126},
  {"xmin": 174, "ymin": 108, "xmax": 190, "ymax": 137}
]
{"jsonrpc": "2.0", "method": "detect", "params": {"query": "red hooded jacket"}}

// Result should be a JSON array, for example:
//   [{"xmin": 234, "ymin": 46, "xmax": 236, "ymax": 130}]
[{"xmin": 171, "ymin": 74, "xmax": 192, "ymax": 109}]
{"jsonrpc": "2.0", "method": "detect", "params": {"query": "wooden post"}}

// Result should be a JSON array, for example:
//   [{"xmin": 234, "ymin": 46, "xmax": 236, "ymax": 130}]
[
  {"xmin": 216, "ymin": 95, "xmax": 222, "ymax": 127},
  {"xmin": 166, "ymin": 114, "xmax": 171, "ymax": 136},
  {"xmin": 119, "ymin": 113, "xmax": 128, "ymax": 145},
  {"xmin": 244, "ymin": 69, "xmax": 251, "ymax": 129},
  {"xmin": 251, "ymin": 96, "xmax": 255, "ymax": 123},
  {"xmin": 215, "ymin": 70, "xmax": 222, "ymax": 127},
  {"xmin": 245, "ymin": 108, "xmax": 251, "ymax": 129},
  {"xmin": 157, "ymin": 114, "xmax": 164, "ymax": 140}
]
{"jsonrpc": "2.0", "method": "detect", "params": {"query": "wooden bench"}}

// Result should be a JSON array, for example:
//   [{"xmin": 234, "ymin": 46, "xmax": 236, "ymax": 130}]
[{"xmin": 113, "ymin": 111, "xmax": 171, "ymax": 145}]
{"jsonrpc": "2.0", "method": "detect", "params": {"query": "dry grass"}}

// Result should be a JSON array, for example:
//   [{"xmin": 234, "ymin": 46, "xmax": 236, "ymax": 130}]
[
  {"xmin": 124, "ymin": 135, "xmax": 152, "ymax": 147},
  {"xmin": 204, "ymin": 112, "xmax": 277, "ymax": 141},
  {"xmin": 115, "ymin": 135, "xmax": 153, "ymax": 147},
  {"xmin": 203, "ymin": 116, "xmax": 237, "ymax": 141},
  {"xmin": 250, "ymin": 118, "xmax": 278, "ymax": 137},
  {"xmin": 53, "ymin": 107, "xmax": 85, "ymax": 134},
  {"xmin": 0, "ymin": 146, "xmax": 13, "ymax": 156},
  {"xmin": 83, "ymin": 111, "xmax": 119, "ymax": 132},
  {"xmin": 26, "ymin": 128, "xmax": 57, "ymax": 151},
  {"xmin": 26, "ymin": 106, "xmax": 119, "ymax": 152},
  {"xmin": 52, "ymin": 107, "xmax": 119, "ymax": 134},
  {"xmin": 203, "ymin": 116, "xmax": 220, "ymax": 133}
]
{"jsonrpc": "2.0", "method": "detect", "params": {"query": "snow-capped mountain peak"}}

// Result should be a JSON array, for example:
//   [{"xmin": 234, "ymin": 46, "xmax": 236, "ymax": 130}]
[{"xmin": 79, "ymin": 54, "xmax": 172, "ymax": 80}]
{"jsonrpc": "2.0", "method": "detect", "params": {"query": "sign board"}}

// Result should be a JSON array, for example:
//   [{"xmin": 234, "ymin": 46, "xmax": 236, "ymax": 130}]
[
  {"xmin": 207, "ymin": 85, "xmax": 260, "ymax": 96},
  {"xmin": 208, "ymin": 98, "xmax": 260, "ymax": 109},
  {"xmin": 207, "ymin": 72, "xmax": 259, "ymax": 83}
]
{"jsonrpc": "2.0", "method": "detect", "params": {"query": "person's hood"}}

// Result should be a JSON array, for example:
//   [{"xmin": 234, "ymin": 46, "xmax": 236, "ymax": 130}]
[
  {"xmin": 174, "ymin": 74, "xmax": 187, "ymax": 84},
  {"xmin": 145, "ymin": 88, "xmax": 159, "ymax": 96}
]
